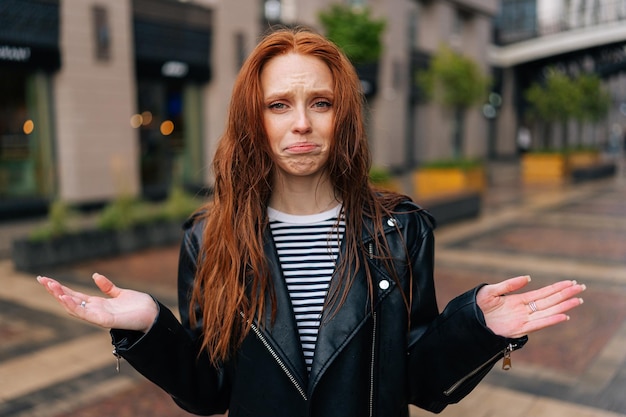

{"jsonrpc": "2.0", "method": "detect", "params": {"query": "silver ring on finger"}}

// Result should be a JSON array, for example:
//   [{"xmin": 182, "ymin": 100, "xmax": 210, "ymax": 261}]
[
  {"xmin": 528, "ymin": 300, "xmax": 538, "ymax": 313},
  {"xmin": 80, "ymin": 300, "xmax": 87, "ymax": 308}
]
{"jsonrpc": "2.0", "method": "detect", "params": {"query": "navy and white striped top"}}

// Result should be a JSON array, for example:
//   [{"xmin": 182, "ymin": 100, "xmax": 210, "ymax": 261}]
[{"xmin": 268, "ymin": 204, "xmax": 345, "ymax": 373}]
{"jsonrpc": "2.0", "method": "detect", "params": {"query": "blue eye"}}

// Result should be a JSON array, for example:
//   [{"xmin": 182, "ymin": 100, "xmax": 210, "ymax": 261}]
[
  {"xmin": 314, "ymin": 100, "xmax": 332, "ymax": 108},
  {"xmin": 268, "ymin": 102, "xmax": 286, "ymax": 110}
]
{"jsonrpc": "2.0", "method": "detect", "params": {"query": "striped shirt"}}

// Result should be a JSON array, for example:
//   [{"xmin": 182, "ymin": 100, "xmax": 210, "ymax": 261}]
[{"xmin": 268, "ymin": 204, "xmax": 345, "ymax": 373}]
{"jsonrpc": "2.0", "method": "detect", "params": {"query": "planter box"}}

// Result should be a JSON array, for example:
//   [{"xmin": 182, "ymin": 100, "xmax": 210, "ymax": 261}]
[
  {"xmin": 521, "ymin": 153, "xmax": 568, "ymax": 184},
  {"xmin": 522, "ymin": 152, "xmax": 610, "ymax": 185},
  {"xmin": 12, "ymin": 221, "xmax": 183, "ymax": 273},
  {"xmin": 571, "ymin": 162, "xmax": 617, "ymax": 183},
  {"xmin": 413, "ymin": 166, "xmax": 485, "ymax": 199},
  {"xmin": 422, "ymin": 191, "xmax": 482, "ymax": 226}
]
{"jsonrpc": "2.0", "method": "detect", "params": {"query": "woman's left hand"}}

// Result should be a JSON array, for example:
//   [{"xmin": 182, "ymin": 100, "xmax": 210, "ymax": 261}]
[{"xmin": 476, "ymin": 276, "xmax": 586, "ymax": 339}]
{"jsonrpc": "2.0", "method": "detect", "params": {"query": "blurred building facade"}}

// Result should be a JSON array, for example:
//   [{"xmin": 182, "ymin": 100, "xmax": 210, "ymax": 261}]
[
  {"xmin": 492, "ymin": 0, "xmax": 626, "ymax": 155},
  {"xmin": 0, "ymin": 0, "xmax": 501, "ymax": 213}
]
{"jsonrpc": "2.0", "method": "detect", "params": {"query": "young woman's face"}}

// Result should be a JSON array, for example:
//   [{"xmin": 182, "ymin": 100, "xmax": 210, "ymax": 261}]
[{"xmin": 261, "ymin": 53, "xmax": 334, "ymax": 181}]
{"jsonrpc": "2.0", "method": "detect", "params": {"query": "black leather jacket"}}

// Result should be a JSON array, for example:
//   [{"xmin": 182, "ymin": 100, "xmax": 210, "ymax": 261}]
[{"xmin": 111, "ymin": 201, "xmax": 526, "ymax": 417}]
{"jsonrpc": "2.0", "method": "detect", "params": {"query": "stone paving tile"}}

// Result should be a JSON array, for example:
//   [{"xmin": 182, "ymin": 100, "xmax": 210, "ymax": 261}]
[
  {"xmin": 52, "ymin": 379, "xmax": 208, "ymax": 417},
  {"xmin": 0, "ymin": 366, "xmax": 128, "ymax": 417},
  {"xmin": 409, "ymin": 383, "xmax": 626, "ymax": 417},
  {"xmin": 0, "ymin": 333, "xmax": 115, "ymax": 402},
  {"xmin": 0, "ymin": 299, "xmax": 99, "ymax": 362},
  {"xmin": 447, "ymin": 222, "xmax": 626, "ymax": 264},
  {"xmin": 560, "ymin": 189, "xmax": 626, "ymax": 217}
]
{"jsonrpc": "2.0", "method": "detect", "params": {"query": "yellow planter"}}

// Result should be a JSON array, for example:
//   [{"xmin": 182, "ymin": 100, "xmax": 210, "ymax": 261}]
[
  {"xmin": 413, "ymin": 166, "xmax": 485, "ymax": 199},
  {"xmin": 521, "ymin": 153, "xmax": 568, "ymax": 184}
]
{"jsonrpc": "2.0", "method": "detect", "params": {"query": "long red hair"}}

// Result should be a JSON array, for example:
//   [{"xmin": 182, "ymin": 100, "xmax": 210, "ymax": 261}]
[{"xmin": 191, "ymin": 27, "xmax": 409, "ymax": 365}]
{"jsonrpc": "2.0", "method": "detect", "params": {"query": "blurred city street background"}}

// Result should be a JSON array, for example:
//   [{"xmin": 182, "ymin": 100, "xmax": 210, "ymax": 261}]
[{"xmin": 3, "ymin": 0, "xmax": 626, "ymax": 416}]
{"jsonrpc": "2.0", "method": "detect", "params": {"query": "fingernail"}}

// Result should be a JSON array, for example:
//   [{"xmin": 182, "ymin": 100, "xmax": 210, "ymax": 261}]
[
  {"xmin": 566, "ymin": 315, "xmax": 570, "ymax": 321},
  {"xmin": 572, "ymin": 280, "xmax": 577, "ymax": 285},
  {"xmin": 36, "ymin": 276, "xmax": 42, "ymax": 282},
  {"xmin": 581, "ymin": 284, "xmax": 587, "ymax": 291},
  {"xmin": 579, "ymin": 298, "xmax": 584, "ymax": 305},
  {"xmin": 526, "ymin": 275, "xmax": 531, "ymax": 282}
]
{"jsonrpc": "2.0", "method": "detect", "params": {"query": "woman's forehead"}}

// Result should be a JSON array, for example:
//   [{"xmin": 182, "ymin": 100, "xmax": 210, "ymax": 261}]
[{"xmin": 261, "ymin": 53, "xmax": 334, "ymax": 94}]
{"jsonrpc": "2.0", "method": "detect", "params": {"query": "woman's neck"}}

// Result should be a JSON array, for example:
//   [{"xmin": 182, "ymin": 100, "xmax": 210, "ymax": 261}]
[{"xmin": 269, "ymin": 173, "xmax": 340, "ymax": 215}]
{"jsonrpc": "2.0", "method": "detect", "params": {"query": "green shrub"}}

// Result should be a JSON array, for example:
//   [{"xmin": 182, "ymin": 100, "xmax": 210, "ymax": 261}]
[
  {"xmin": 97, "ymin": 195, "xmax": 142, "ymax": 231},
  {"xmin": 29, "ymin": 199, "xmax": 78, "ymax": 241},
  {"xmin": 369, "ymin": 167, "xmax": 393, "ymax": 184},
  {"xmin": 162, "ymin": 185, "xmax": 200, "ymax": 221}
]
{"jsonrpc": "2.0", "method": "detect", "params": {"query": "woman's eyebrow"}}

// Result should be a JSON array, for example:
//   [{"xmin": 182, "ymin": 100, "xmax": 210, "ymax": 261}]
[{"xmin": 265, "ymin": 88, "xmax": 334, "ymax": 100}]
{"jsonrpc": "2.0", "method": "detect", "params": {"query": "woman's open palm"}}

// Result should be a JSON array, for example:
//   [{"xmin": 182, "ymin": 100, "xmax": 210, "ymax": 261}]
[
  {"xmin": 477, "ymin": 276, "xmax": 586, "ymax": 339},
  {"xmin": 37, "ymin": 273, "xmax": 158, "ymax": 333}
]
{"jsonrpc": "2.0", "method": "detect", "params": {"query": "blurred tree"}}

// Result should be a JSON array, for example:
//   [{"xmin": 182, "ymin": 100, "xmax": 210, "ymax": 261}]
[
  {"xmin": 525, "ymin": 69, "xmax": 610, "ymax": 150},
  {"xmin": 318, "ymin": 4, "xmax": 386, "ymax": 65},
  {"xmin": 573, "ymin": 74, "xmax": 611, "ymax": 147},
  {"xmin": 417, "ymin": 45, "xmax": 490, "ymax": 159},
  {"xmin": 525, "ymin": 68, "xmax": 578, "ymax": 149}
]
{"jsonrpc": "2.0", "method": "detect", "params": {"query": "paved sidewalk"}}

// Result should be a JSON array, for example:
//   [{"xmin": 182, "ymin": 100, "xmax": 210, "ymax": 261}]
[{"xmin": 1, "ymin": 159, "xmax": 626, "ymax": 417}]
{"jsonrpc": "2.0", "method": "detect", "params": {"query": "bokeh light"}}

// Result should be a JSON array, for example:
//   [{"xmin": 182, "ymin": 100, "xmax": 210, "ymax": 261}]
[
  {"xmin": 141, "ymin": 111, "xmax": 153, "ymax": 125},
  {"xmin": 160, "ymin": 120, "xmax": 174, "ymax": 135},
  {"xmin": 130, "ymin": 114, "xmax": 143, "ymax": 128},
  {"xmin": 23, "ymin": 119, "xmax": 34, "ymax": 134}
]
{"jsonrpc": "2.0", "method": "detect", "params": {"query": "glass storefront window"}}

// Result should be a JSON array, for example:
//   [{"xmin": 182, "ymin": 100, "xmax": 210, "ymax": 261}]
[
  {"xmin": 0, "ymin": 68, "xmax": 31, "ymax": 197},
  {"xmin": 0, "ymin": 68, "xmax": 54, "ymax": 199},
  {"xmin": 135, "ymin": 79, "xmax": 203, "ymax": 199}
]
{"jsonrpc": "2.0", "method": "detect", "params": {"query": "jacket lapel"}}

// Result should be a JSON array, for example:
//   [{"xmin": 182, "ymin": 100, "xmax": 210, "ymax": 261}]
[
  {"xmin": 308, "ymin": 263, "xmax": 371, "ymax": 390},
  {"xmin": 256, "ymin": 231, "xmax": 309, "ymax": 388},
  {"xmin": 307, "ymin": 223, "xmax": 374, "ymax": 391},
  {"xmin": 308, "ymin": 214, "xmax": 402, "ymax": 391}
]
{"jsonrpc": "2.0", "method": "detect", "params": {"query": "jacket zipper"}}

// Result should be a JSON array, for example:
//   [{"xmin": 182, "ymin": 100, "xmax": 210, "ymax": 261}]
[
  {"xmin": 369, "ymin": 311, "xmax": 377, "ymax": 417},
  {"xmin": 367, "ymin": 241, "xmax": 376, "ymax": 416},
  {"xmin": 443, "ymin": 342, "xmax": 516, "ymax": 396},
  {"xmin": 112, "ymin": 348, "xmax": 121, "ymax": 372},
  {"xmin": 243, "ymin": 312, "xmax": 308, "ymax": 401}
]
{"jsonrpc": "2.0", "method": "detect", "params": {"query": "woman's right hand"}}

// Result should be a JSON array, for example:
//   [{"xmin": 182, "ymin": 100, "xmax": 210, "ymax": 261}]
[{"xmin": 37, "ymin": 273, "xmax": 158, "ymax": 333}]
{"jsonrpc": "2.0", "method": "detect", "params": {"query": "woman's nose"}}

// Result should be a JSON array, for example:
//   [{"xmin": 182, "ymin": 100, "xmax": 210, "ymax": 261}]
[{"xmin": 292, "ymin": 108, "xmax": 312, "ymax": 134}]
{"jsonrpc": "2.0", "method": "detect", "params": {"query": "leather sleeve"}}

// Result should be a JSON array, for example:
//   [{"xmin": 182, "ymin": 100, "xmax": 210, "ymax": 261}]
[
  {"xmin": 110, "ymin": 217, "xmax": 230, "ymax": 415},
  {"xmin": 403, "ymin": 208, "xmax": 527, "ymax": 413},
  {"xmin": 177, "ymin": 215, "xmax": 205, "ymax": 341}
]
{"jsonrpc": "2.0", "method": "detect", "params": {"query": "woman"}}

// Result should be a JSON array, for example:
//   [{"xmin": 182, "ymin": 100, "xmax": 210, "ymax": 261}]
[{"xmin": 38, "ymin": 27, "xmax": 585, "ymax": 417}]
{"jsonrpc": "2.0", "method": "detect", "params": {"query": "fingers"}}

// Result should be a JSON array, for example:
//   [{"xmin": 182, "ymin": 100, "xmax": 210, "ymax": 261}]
[
  {"xmin": 482, "ymin": 275, "xmax": 531, "ymax": 297},
  {"xmin": 517, "ymin": 281, "xmax": 586, "ymax": 336},
  {"xmin": 511, "ymin": 313, "xmax": 571, "ymax": 338},
  {"xmin": 524, "ymin": 281, "xmax": 584, "ymax": 313},
  {"xmin": 37, "ymin": 276, "xmax": 87, "ymax": 301},
  {"xmin": 523, "ymin": 280, "xmax": 583, "ymax": 305},
  {"xmin": 524, "ymin": 281, "xmax": 586, "ymax": 314},
  {"xmin": 529, "ymin": 291, "xmax": 585, "ymax": 319},
  {"xmin": 58, "ymin": 293, "xmax": 86, "ymax": 315},
  {"xmin": 92, "ymin": 273, "xmax": 122, "ymax": 298},
  {"xmin": 38, "ymin": 273, "xmax": 124, "ymax": 311}
]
